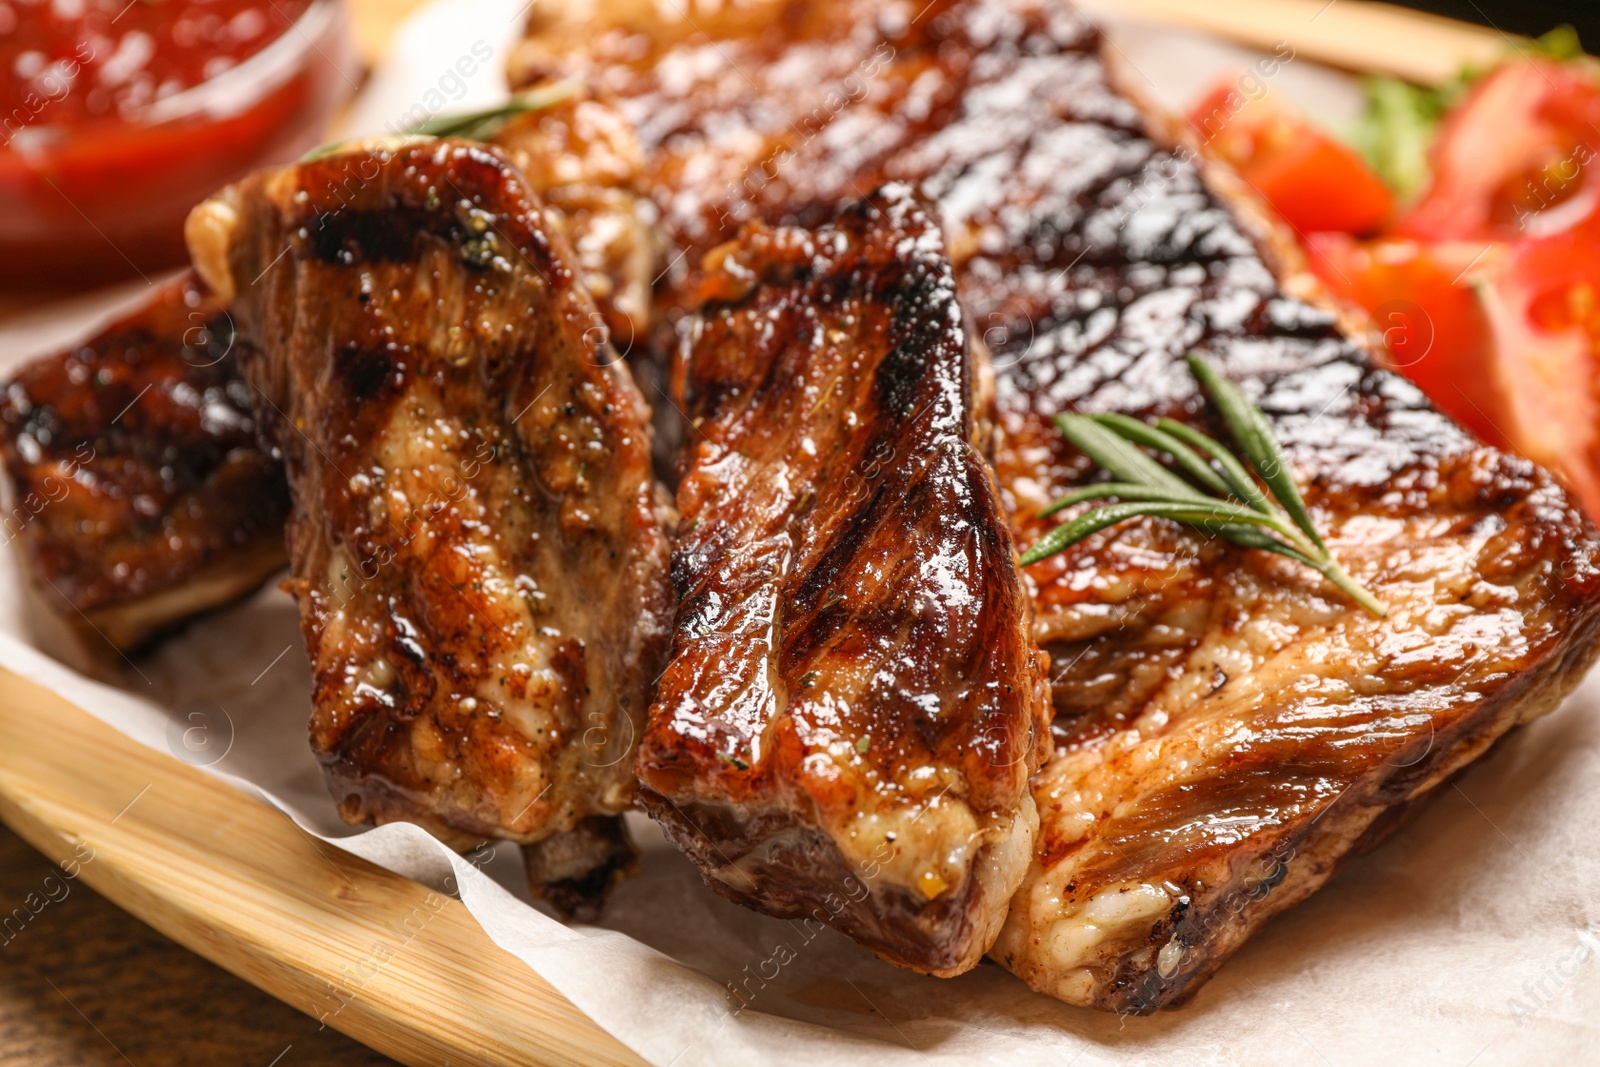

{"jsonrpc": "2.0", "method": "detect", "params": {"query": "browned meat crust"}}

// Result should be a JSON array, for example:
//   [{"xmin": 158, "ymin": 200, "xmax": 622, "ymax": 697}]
[
  {"xmin": 186, "ymin": 141, "xmax": 675, "ymax": 887},
  {"xmin": 488, "ymin": 98, "xmax": 661, "ymax": 359},
  {"xmin": 489, "ymin": 95, "xmax": 679, "ymax": 482},
  {"xmin": 506, "ymin": 0, "xmax": 1104, "ymax": 315},
  {"xmin": 0, "ymin": 272, "xmax": 289, "ymax": 653},
  {"xmin": 517, "ymin": 0, "xmax": 1600, "ymax": 1007},
  {"xmin": 636, "ymin": 186, "xmax": 1050, "ymax": 976}
]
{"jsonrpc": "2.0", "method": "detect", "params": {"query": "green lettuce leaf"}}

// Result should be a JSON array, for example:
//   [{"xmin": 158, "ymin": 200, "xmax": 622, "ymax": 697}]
[{"xmin": 1348, "ymin": 25, "xmax": 1586, "ymax": 201}]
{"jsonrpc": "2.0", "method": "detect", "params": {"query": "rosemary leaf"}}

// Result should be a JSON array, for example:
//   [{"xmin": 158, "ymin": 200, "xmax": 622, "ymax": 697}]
[
  {"xmin": 298, "ymin": 82, "xmax": 577, "ymax": 162},
  {"xmin": 1024, "ymin": 356, "xmax": 1385, "ymax": 618},
  {"xmin": 1089, "ymin": 414, "xmax": 1233, "ymax": 497},
  {"xmin": 1052, "ymin": 414, "xmax": 1199, "ymax": 500},
  {"xmin": 1019, "ymin": 499, "xmax": 1308, "ymax": 567},
  {"xmin": 1222, "ymin": 526, "xmax": 1320, "ymax": 568},
  {"xmin": 1154, "ymin": 417, "xmax": 1271, "ymax": 514},
  {"xmin": 1187, "ymin": 355, "xmax": 1328, "ymax": 555},
  {"xmin": 1038, "ymin": 482, "xmax": 1180, "ymax": 520},
  {"xmin": 1039, "ymin": 486, "xmax": 1312, "ymax": 560},
  {"xmin": 406, "ymin": 81, "xmax": 576, "ymax": 140}
]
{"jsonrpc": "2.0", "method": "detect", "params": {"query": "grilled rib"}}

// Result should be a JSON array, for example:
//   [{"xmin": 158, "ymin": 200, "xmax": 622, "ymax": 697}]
[
  {"xmin": 970, "ymin": 17, "xmax": 1600, "ymax": 1012},
  {"xmin": 506, "ymin": 0, "xmax": 1106, "ymax": 318},
  {"xmin": 517, "ymin": 0, "xmax": 1600, "ymax": 1005},
  {"xmin": 0, "ymin": 272, "xmax": 289, "ymax": 654},
  {"xmin": 636, "ymin": 187, "xmax": 1050, "ymax": 976},
  {"xmin": 185, "ymin": 139, "xmax": 675, "ymax": 910},
  {"xmin": 0, "ymin": 108, "xmax": 661, "ymax": 657}
]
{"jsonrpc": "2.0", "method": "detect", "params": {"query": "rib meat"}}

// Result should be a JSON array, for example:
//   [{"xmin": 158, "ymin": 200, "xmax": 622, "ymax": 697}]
[
  {"xmin": 637, "ymin": 187, "xmax": 1050, "ymax": 976},
  {"xmin": 518, "ymin": 0, "xmax": 1600, "ymax": 1006},
  {"xmin": 0, "ymin": 272, "xmax": 288, "ymax": 654},
  {"xmin": 0, "ymin": 107, "xmax": 665, "ymax": 660},
  {"xmin": 972, "ymin": 19, "xmax": 1600, "ymax": 1013},
  {"xmin": 505, "ymin": 0, "xmax": 1105, "ymax": 317},
  {"xmin": 185, "ymin": 139, "xmax": 675, "ymax": 908}
]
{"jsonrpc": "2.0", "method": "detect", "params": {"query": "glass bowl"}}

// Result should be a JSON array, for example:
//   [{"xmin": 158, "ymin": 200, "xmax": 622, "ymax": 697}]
[{"xmin": 0, "ymin": 0, "xmax": 357, "ymax": 289}]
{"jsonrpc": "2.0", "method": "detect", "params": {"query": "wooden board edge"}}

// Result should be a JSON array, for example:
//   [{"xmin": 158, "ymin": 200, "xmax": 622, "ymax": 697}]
[
  {"xmin": 1092, "ymin": 0, "xmax": 1511, "ymax": 85},
  {"xmin": 0, "ymin": 666, "xmax": 645, "ymax": 1067}
]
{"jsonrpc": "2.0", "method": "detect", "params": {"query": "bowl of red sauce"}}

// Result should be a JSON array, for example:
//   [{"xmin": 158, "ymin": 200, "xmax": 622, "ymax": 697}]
[{"xmin": 0, "ymin": 0, "xmax": 356, "ymax": 288}]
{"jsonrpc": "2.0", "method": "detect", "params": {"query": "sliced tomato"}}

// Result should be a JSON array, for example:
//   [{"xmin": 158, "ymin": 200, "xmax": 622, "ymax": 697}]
[
  {"xmin": 1189, "ymin": 78, "xmax": 1395, "ymax": 235},
  {"xmin": 1475, "ymin": 213, "xmax": 1600, "ymax": 519},
  {"xmin": 1304, "ymin": 233, "xmax": 1507, "ymax": 446},
  {"xmin": 1395, "ymin": 59, "xmax": 1600, "ymax": 242}
]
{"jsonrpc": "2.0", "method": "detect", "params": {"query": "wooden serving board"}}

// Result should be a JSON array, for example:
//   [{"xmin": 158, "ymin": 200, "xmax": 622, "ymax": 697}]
[{"xmin": 0, "ymin": 667, "xmax": 643, "ymax": 1067}]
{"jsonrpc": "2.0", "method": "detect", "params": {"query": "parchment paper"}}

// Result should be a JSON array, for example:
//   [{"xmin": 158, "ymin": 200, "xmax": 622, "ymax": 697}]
[{"xmin": 1, "ymin": 3, "xmax": 1596, "ymax": 1063}]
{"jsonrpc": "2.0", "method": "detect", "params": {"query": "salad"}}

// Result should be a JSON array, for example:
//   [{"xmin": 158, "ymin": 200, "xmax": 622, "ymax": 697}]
[{"xmin": 1189, "ymin": 27, "xmax": 1600, "ymax": 520}]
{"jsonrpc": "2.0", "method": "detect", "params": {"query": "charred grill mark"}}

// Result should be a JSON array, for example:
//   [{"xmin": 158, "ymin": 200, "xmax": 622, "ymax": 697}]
[
  {"xmin": 305, "ymin": 204, "xmax": 457, "ymax": 266},
  {"xmin": 281, "ymin": 144, "xmax": 563, "ymax": 285},
  {"xmin": 639, "ymin": 186, "xmax": 1048, "ymax": 976},
  {"xmin": 333, "ymin": 342, "xmax": 403, "ymax": 408}
]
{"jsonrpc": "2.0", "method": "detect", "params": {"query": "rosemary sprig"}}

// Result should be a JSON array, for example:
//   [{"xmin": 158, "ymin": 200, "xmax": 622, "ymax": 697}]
[
  {"xmin": 299, "ymin": 81, "xmax": 577, "ymax": 162},
  {"xmin": 1019, "ymin": 355, "xmax": 1385, "ymax": 618},
  {"xmin": 404, "ymin": 80, "xmax": 576, "ymax": 140}
]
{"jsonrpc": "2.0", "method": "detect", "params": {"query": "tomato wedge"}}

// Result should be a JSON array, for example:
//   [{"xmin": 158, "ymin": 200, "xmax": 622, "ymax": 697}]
[
  {"xmin": 1189, "ymin": 77, "xmax": 1395, "ymax": 235},
  {"xmin": 1310, "ymin": 218, "xmax": 1600, "ymax": 521},
  {"xmin": 1395, "ymin": 58, "xmax": 1600, "ymax": 241},
  {"xmin": 1475, "ymin": 213, "xmax": 1600, "ymax": 519},
  {"xmin": 1304, "ymin": 233, "xmax": 1506, "ymax": 446},
  {"xmin": 1192, "ymin": 56, "xmax": 1600, "ymax": 520}
]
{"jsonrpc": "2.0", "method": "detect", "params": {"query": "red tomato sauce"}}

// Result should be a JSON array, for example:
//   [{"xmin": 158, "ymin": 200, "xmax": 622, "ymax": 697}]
[
  {"xmin": 0, "ymin": 0, "xmax": 348, "ymax": 288},
  {"xmin": 0, "ymin": 0, "xmax": 314, "ymax": 130}
]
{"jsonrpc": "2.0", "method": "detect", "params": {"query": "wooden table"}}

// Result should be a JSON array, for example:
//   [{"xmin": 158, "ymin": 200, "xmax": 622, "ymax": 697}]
[{"xmin": 0, "ymin": 823, "xmax": 396, "ymax": 1067}]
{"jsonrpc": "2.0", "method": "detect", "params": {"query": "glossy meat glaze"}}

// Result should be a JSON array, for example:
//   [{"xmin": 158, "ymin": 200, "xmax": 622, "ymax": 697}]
[
  {"xmin": 506, "ymin": 0, "xmax": 1122, "ymax": 318},
  {"xmin": 185, "ymin": 140, "xmax": 674, "ymax": 907},
  {"xmin": 0, "ymin": 272, "xmax": 288, "ymax": 653},
  {"xmin": 516, "ymin": 0, "xmax": 1600, "ymax": 1008},
  {"xmin": 639, "ymin": 187, "xmax": 1050, "ymax": 976},
  {"xmin": 488, "ymin": 100, "xmax": 680, "ymax": 481}
]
